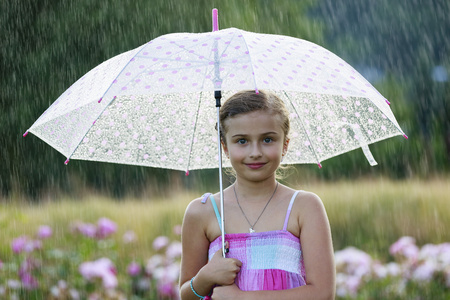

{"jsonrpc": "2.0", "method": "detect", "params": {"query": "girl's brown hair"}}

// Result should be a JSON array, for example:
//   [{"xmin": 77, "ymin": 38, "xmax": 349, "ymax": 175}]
[{"xmin": 218, "ymin": 90, "xmax": 290, "ymax": 144}]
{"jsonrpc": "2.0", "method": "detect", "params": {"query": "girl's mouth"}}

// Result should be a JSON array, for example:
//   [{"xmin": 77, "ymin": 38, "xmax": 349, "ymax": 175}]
[{"xmin": 246, "ymin": 163, "xmax": 266, "ymax": 169}]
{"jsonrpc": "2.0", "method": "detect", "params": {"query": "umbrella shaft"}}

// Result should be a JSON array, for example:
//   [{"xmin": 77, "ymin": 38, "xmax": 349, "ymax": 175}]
[{"xmin": 216, "ymin": 104, "xmax": 226, "ymax": 258}]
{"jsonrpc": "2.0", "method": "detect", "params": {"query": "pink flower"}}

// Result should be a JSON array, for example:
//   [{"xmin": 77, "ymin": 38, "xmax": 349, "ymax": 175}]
[
  {"xmin": 11, "ymin": 236, "xmax": 28, "ymax": 254},
  {"xmin": 11, "ymin": 236, "xmax": 41, "ymax": 253},
  {"xmin": 7, "ymin": 279, "xmax": 21, "ymax": 289},
  {"xmin": 69, "ymin": 289, "xmax": 80, "ymax": 300},
  {"xmin": 37, "ymin": 225, "xmax": 52, "ymax": 239},
  {"xmin": 372, "ymin": 262, "xmax": 388, "ymax": 279},
  {"xmin": 19, "ymin": 258, "xmax": 39, "ymax": 290},
  {"xmin": 96, "ymin": 218, "xmax": 117, "ymax": 239},
  {"xmin": 439, "ymin": 243, "xmax": 450, "ymax": 266},
  {"xmin": 153, "ymin": 236, "xmax": 170, "ymax": 251},
  {"xmin": 122, "ymin": 230, "xmax": 137, "ymax": 244},
  {"xmin": 419, "ymin": 243, "xmax": 441, "ymax": 259},
  {"xmin": 156, "ymin": 265, "xmax": 180, "ymax": 299},
  {"xmin": 135, "ymin": 278, "xmax": 151, "ymax": 292},
  {"xmin": 29, "ymin": 240, "xmax": 42, "ymax": 252},
  {"xmin": 335, "ymin": 273, "xmax": 359, "ymax": 298},
  {"xmin": 127, "ymin": 261, "xmax": 141, "ymax": 277},
  {"xmin": 389, "ymin": 236, "xmax": 419, "ymax": 262},
  {"xmin": 145, "ymin": 255, "xmax": 164, "ymax": 276},
  {"xmin": 412, "ymin": 260, "xmax": 436, "ymax": 282},
  {"xmin": 334, "ymin": 247, "xmax": 372, "ymax": 277},
  {"xmin": 346, "ymin": 275, "xmax": 361, "ymax": 296},
  {"xmin": 20, "ymin": 272, "xmax": 39, "ymax": 290},
  {"xmin": 173, "ymin": 225, "xmax": 182, "ymax": 235},
  {"xmin": 385, "ymin": 262, "xmax": 402, "ymax": 277},
  {"xmin": 75, "ymin": 222, "xmax": 97, "ymax": 238},
  {"xmin": 157, "ymin": 280, "xmax": 178, "ymax": 298},
  {"xmin": 166, "ymin": 242, "xmax": 182, "ymax": 260},
  {"xmin": 79, "ymin": 258, "xmax": 118, "ymax": 289}
]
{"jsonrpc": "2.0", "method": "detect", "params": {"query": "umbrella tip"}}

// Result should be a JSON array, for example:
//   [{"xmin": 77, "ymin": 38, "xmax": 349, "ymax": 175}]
[
  {"xmin": 403, "ymin": 134, "xmax": 408, "ymax": 139},
  {"xmin": 185, "ymin": 170, "xmax": 190, "ymax": 176},
  {"xmin": 385, "ymin": 99, "xmax": 391, "ymax": 105},
  {"xmin": 64, "ymin": 159, "xmax": 70, "ymax": 165},
  {"xmin": 317, "ymin": 163, "xmax": 322, "ymax": 169},
  {"xmin": 212, "ymin": 8, "xmax": 219, "ymax": 31},
  {"xmin": 98, "ymin": 97, "xmax": 102, "ymax": 103},
  {"xmin": 23, "ymin": 130, "xmax": 29, "ymax": 137}
]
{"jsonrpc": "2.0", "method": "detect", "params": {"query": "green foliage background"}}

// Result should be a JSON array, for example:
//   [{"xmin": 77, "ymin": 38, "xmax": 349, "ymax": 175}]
[{"xmin": 1, "ymin": 0, "xmax": 449, "ymax": 200}]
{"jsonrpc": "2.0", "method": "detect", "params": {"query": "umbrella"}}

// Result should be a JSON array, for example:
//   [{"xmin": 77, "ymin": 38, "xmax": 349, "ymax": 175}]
[{"xmin": 24, "ymin": 9, "xmax": 407, "ymax": 255}]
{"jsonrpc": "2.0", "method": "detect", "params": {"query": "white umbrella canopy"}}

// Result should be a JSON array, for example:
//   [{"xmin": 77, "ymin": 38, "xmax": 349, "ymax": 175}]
[
  {"xmin": 25, "ymin": 26, "xmax": 406, "ymax": 172},
  {"xmin": 25, "ymin": 10, "xmax": 408, "ymax": 257}
]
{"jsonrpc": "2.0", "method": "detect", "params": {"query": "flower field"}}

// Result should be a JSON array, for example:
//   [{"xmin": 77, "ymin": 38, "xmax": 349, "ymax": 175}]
[{"xmin": 1, "ymin": 179, "xmax": 449, "ymax": 299}]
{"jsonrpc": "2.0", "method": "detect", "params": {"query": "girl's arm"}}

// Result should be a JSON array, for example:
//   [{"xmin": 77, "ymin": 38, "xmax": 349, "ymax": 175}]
[
  {"xmin": 211, "ymin": 192, "xmax": 335, "ymax": 300},
  {"xmin": 179, "ymin": 198, "xmax": 242, "ymax": 300}
]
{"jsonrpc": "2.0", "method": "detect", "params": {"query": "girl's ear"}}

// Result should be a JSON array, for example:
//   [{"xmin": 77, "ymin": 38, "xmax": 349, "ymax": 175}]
[
  {"xmin": 221, "ymin": 139, "xmax": 229, "ymax": 158},
  {"xmin": 282, "ymin": 138, "xmax": 290, "ymax": 156}
]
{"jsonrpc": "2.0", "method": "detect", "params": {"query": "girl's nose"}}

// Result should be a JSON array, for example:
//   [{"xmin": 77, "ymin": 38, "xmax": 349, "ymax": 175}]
[{"xmin": 249, "ymin": 143, "xmax": 262, "ymax": 158}]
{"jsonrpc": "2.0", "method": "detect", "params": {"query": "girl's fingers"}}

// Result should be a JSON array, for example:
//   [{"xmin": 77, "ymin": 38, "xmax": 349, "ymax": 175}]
[{"xmin": 233, "ymin": 259, "xmax": 242, "ymax": 267}]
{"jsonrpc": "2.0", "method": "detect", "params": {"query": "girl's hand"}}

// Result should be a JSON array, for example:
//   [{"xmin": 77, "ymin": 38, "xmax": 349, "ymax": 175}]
[
  {"xmin": 202, "ymin": 248, "xmax": 242, "ymax": 286},
  {"xmin": 211, "ymin": 283, "xmax": 242, "ymax": 300}
]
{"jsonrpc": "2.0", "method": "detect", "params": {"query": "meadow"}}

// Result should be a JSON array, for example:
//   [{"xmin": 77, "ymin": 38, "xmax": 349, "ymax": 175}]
[{"xmin": 1, "ymin": 178, "xmax": 449, "ymax": 299}]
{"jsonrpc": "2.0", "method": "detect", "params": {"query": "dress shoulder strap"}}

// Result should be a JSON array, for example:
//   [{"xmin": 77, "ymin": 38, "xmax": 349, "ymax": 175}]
[
  {"xmin": 283, "ymin": 191, "xmax": 301, "ymax": 231},
  {"xmin": 201, "ymin": 193, "xmax": 223, "ymax": 232}
]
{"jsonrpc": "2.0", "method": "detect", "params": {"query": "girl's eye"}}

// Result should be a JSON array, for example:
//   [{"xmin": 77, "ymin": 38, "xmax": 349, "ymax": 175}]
[
  {"xmin": 263, "ymin": 137, "xmax": 273, "ymax": 143},
  {"xmin": 237, "ymin": 139, "xmax": 247, "ymax": 145}
]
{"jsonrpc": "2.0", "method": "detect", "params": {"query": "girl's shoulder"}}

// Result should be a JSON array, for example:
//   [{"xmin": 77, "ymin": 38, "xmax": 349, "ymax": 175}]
[
  {"xmin": 286, "ymin": 188, "xmax": 325, "ymax": 215},
  {"xmin": 279, "ymin": 185, "xmax": 322, "ymax": 204},
  {"xmin": 185, "ymin": 194, "xmax": 211, "ymax": 216},
  {"xmin": 184, "ymin": 193, "xmax": 223, "ymax": 242},
  {"xmin": 295, "ymin": 189, "xmax": 322, "ymax": 201},
  {"xmin": 184, "ymin": 193, "xmax": 221, "ymax": 224},
  {"xmin": 278, "ymin": 186, "xmax": 325, "ymax": 235},
  {"xmin": 291, "ymin": 189, "xmax": 328, "ymax": 226}
]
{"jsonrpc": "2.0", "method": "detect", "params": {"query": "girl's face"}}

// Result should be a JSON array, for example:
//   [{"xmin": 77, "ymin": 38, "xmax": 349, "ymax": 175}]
[{"xmin": 222, "ymin": 110, "xmax": 289, "ymax": 183}]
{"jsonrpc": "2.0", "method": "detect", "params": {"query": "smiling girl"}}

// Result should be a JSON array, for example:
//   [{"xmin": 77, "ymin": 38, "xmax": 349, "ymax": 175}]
[{"xmin": 179, "ymin": 90, "xmax": 335, "ymax": 299}]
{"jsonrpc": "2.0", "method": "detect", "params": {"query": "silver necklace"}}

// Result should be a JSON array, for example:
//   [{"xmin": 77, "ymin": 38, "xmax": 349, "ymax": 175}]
[{"xmin": 233, "ymin": 182, "xmax": 279, "ymax": 233}]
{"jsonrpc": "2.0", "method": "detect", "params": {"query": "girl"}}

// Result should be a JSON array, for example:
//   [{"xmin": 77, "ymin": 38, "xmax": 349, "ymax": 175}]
[{"xmin": 179, "ymin": 90, "xmax": 335, "ymax": 299}]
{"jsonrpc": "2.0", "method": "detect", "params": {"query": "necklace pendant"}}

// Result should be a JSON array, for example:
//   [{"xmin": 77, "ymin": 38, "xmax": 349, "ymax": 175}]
[{"xmin": 249, "ymin": 227, "xmax": 255, "ymax": 233}]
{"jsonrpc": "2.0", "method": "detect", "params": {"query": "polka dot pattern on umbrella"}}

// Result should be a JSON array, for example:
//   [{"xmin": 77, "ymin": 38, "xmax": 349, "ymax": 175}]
[{"xmin": 27, "ymin": 27, "xmax": 406, "ymax": 170}]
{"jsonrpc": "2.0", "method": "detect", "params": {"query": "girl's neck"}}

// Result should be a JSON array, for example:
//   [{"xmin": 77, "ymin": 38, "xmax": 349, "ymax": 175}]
[{"xmin": 233, "ymin": 177, "xmax": 278, "ymax": 203}]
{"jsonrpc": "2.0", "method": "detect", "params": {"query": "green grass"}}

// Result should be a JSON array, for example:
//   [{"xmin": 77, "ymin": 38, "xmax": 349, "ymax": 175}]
[
  {"xmin": 313, "ymin": 178, "xmax": 450, "ymax": 260},
  {"xmin": 2, "ymin": 178, "xmax": 450, "ymax": 261},
  {"xmin": 1, "ymin": 192, "xmax": 194, "ymax": 262},
  {"xmin": 1, "ymin": 178, "xmax": 449, "ymax": 298}
]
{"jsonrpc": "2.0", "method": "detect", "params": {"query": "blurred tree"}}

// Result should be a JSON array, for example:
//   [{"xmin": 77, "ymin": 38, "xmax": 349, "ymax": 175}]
[
  {"xmin": 1, "ymin": 0, "xmax": 321, "ymax": 199},
  {"xmin": 311, "ymin": 0, "xmax": 450, "ymax": 175}
]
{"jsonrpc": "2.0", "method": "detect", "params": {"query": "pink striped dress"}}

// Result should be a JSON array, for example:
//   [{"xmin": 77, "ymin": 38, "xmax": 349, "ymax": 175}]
[{"xmin": 201, "ymin": 191, "xmax": 306, "ymax": 291}]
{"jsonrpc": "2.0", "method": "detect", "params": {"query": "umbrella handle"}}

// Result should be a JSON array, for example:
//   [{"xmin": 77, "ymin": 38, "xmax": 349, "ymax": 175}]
[{"xmin": 212, "ymin": 8, "xmax": 219, "ymax": 31}]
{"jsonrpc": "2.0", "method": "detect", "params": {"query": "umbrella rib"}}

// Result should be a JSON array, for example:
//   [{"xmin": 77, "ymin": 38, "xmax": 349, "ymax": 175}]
[
  {"xmin": 63, "ymin": 45, "xmax": 147, "ymax": 162},
  {"xmin": 236, "ymin": 29, "xmax": 259, "ymax": 92},
  {"xmin": 64, "ymin": 95, "xmax": 120, "ymax": 162},
  {"xmin": 185, "ymin": 64, "xmax": 213, "ymax": 172},
  {"xmin": 97, "ymin": 34, "xmax": 213, "ymax": 100},
  {"xmin": 63, "ymin": 47, "xmax": 148, "ymax": 161},
  {"xmin": 282, "ymin": 91, "xmax": 323, "ymax": 167},
  {"xmin": 120, "ymin": 35, "xmax": 221, "ymax": 92},
  {"xmin": 137, "ymin": 34, "xmax": 220, "ymax": 65},
  {"xmin": 185, "ymin": 91, "xmax": 204, "ymax": 172},
  {"xmin": 63, "ymin": 36, "xmax": 212, "ymax": 163},
  {"xmin": 64, "ymin": 44, "xmax": 146, "ymax": 161}
]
